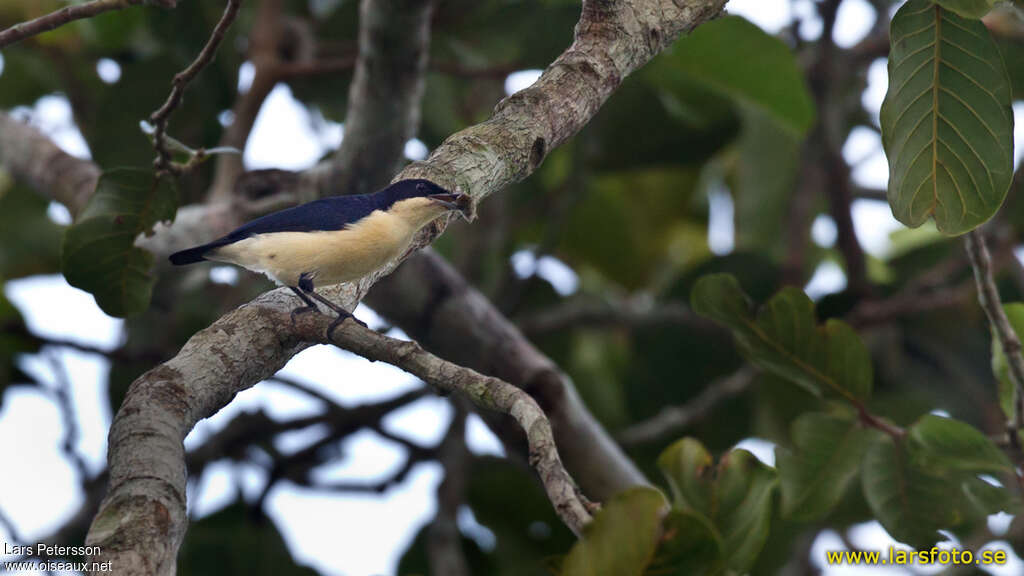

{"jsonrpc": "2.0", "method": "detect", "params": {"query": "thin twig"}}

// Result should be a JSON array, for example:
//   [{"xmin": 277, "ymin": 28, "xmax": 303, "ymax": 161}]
[
  {"xmin": 0, "ymin": 0, "xmax": 158, "ymax": 49},
  {"xmin": 291, "ymin": 312, "xmax": 594, "ymax": 536},
  {"xmin": 45, "ymin": 351, "xmax": 92, "ymax": 481},
  {"xmin": 517, "ymin": 297, "xmax": 711, "ymax": 335},
  {"xmin": 964, "ymin": 230, "xmax": 1024, "ymax": 450},
  {"xmin": 149, "ymin": 0, "xmax": 241, "ymax": 174},
  {"xmin": 617, "ymin": 367, "xmax": 757, "ymax": 446}
]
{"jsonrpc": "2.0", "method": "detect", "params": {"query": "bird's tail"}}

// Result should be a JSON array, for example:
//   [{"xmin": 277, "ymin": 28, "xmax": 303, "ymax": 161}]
[{"xmin": 169, "ymin": 245, "xmax": 211, "ymax": 265}]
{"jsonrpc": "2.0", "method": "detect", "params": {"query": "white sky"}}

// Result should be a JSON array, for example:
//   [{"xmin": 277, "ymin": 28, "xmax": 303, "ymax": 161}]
[{"xmin": 2, "ymin": 1, "xmax": 1023, "ymax": 575}]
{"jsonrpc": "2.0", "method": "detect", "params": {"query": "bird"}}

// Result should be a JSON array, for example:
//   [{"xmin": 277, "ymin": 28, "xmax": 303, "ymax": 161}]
[{"xmin": 169, "ymin": 178, "xmax": 471, "ymax": 333}]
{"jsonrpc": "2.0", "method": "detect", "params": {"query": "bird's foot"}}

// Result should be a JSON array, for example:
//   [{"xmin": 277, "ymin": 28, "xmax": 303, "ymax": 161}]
[
  {"xmin": 327, "ymin": 311, "xmax": 368, "ymax": 342},
  {"xmin": 290, "ymin": 304, "xmax": 318, "ymax": 326}
]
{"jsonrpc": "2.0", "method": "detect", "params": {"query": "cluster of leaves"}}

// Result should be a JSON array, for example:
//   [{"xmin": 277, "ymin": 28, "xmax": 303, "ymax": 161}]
[
  {"xmin": 6, "ymin": 0, "xmax": 1024, "ymax": 573},
  {"xmin": 561, "ymin": 274, "xmax": 1018, "ymax": 573}
]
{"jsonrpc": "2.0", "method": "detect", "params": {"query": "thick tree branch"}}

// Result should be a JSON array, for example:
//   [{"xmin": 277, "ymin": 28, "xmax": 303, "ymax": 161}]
[
  {"xmin": 327, "ymin": 0, "xmax": 437, "ymax": 196},
  {"xmin": 367, "ymin": 250, "xmax": 648, "ymax": 498},
  {"xmin": 0, "ymin": 0, "xmax": 171, "ymax": 49},
  {"xmin": 0, "ymin": 111, "xmax": 99, "ymax": 218},
  {"xmin": 77, "ymin": 0, "xmax": 725, "ymax": 570},
  {"xmin": 289, "ymin": 312, "xmax": 593, "ymax": 535}
]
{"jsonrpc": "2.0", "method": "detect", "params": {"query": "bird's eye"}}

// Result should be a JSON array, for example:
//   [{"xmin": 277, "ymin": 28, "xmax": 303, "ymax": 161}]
[{"xmin": 416, "ymin": 182, "xmax": 427, "ymax": 192}]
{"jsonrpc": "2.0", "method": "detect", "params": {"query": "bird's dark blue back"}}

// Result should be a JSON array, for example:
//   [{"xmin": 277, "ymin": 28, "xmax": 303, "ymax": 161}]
[
  {"xmin": 228, "ymin": 178, "xmax": 445, "ymax": 238},
  {"xmin": 229, "ymin": 194, "xmax": 380, "ymax": 238}
]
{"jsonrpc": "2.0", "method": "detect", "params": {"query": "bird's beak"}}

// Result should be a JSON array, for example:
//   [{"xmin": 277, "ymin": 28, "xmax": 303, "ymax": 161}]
[{"xmin": 428, "ymin": 193, "xmax": 472, "ymax": 215}]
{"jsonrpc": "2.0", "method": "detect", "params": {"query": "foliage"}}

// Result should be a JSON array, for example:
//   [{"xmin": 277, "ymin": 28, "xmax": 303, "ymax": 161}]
[
  {"xmin": 4, "ymin": 0, "xmax": 1024, "ymax": 574},
  {"xmin": 62, "ymin": 169, "xmax": 177, "ymax": 317}
]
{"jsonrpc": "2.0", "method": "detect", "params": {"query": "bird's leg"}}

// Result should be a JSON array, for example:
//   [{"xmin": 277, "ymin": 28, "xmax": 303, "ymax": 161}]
[
  {"xmin": 289, "ymin": 286, "xmax": 319, "ymax": 325},
  {"xmin": 297, "ymin": 272, "xmax": 367, "ymax": 338}
]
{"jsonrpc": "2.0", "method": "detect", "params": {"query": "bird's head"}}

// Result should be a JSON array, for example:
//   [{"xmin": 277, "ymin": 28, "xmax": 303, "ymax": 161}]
[{"xmin": 386, "ymin": 179, "xmax": 473, "ymax": 226}]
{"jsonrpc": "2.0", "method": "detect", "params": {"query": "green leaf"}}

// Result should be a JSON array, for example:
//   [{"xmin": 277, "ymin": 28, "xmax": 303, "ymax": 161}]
[
  {"xmin": 560, "ymin": 169, "xmax": 703, "ymax": 289},
  {"xmin": 62, "ymin": 169, "xmax": 177, "ymax": 317},
  {"xmin": 647, "ymin": 511, "xmax": 725, "ymax": 576},
  {"xmin": 881, "ymin": 0, "xmax": 1014, "ymax": 235},
  {"xmin": 777, "ymin": 412, "xmax": 880, "ymax": 522},
  {"xmin": 561, "ymin": 487, "xmax": 669, "ymax": 576},
  {"xmin": 733, "ymin": 107, "xmax": 801, "ymax": 259},
  {"xmin": 862, "ymin": 415, "xmax": 1014, "ymax": 548},
  {"xmin": 657, "ymin": 438, "xmax": 777, "ymax": 572},
  {"xmin": 908, "ymin": 414, "xmax": 1013, "ymax": 474},
  {"xmin": 691, "ymin": 274, "xmax": 873, "ymax": 401},
  {"xmin": 652, "ymin": 16, "xmax": 815, "ymax": 134},
  {"xmin": 861, "ymin": 433, "xmax": 961, "ymax": 548},
  {"xmin": 933, "ymin": 0, "xmax": 996, "ymax": 18}
]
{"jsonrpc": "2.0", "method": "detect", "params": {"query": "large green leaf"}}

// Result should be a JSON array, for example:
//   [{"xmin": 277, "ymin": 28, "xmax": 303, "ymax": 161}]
[
  {"xmin": 560, "ymin": 169, "xmax": 704, "ymax": 289},
  {"xmin": 881, "ymin": 0, "xmax": 1013, "ymax": 235},
  {"xmin": 732, "ymin": 108, "xmax": 801, "ymax": 259},
  {"xmin": 862, "ymin": 415, "xmax": 1013, "ymax": 548},
  {"xmin": 62, "ymin": 169, "xmax": 177, "ymax": 317},
  {"xmin": 657, "ymin": 438, "xmax": 776, "ymax": 573},
  {"xmin": 691, "ymin": 274, "xmax": 872, "ymax": 402},
  {"xmin": 934, "ymin": 0, "xmax": 996, "ymax": 18},
  {"xmin": 651, "ymin": 16, "xmax": 815, "ymax": 134},
  {"xmin": 589, "ymin": 72, "xmax": 740, "ymax": 172},
  {"xmin": 776, "ymin": 412, "xmax": 880, "ymax": 522},
  {"xmin": 861, "ymin": 433, "xmax": 961, "ymax": 549},
  {"xmin": 561, "ymin": 487, "xmax": 669, "ymax": 576}
]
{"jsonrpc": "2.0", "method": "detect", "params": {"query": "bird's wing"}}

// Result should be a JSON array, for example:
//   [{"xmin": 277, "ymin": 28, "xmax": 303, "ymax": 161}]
[
  {"xmin": 230, "ymin": 195, "xmax": 383, "ymax": 237},
  {"xmin": 169, "ymin": 195, "xmax": 385, "ymax": 265}
]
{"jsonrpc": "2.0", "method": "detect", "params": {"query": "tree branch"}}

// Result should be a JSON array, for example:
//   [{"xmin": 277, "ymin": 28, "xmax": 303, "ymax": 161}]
[
  {"xmin": 289, "ymin": 312, "xmax": 593, "ymax": 535},
  {"xmin": 0, "ymin": 0, "xmax": 170, "ymax": 49},
  {"xmin": 964, "ymin": 230, "xmax": 1024, "ymax": 447},
  {"xmin": 326, "ymin": 0, "xmax": 437, "ymax": 196},
  {"xmin": 427, "ymin": 402, "xmax": 470, "ymax": 576},
  {"xmin": 149, "ymin": 0, "xmax": 241, "ymax": 174},
  {"xmin": 366, "ymin": 250, "xmax": 649, "ymax": 498},
  {"xmin": 81, "ymin": 0, "xmax": 725, "ymax": 570},
  {"xmin": 516, "ymin": 296, "xmax": 714, "ymax": 335},
  {"xmin": 0, "ymin": 111, "xmax": 100, "ymax": 218},
  {"xmin": 617, "ymin": 367, "xmax": 757, "ymax": 446},
  {"xmin": 207, "ymin": 0, "xmax": 285, "ymax": 201}
]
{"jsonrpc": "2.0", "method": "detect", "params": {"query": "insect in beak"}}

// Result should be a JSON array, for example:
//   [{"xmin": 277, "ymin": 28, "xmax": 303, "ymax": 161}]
[{"xmin": 428, "ymin": 193, "xmax": 472, "ymax": 216}]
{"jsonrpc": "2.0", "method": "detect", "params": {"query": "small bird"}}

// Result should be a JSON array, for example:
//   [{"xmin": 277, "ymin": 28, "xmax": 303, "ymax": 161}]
[{"xmin": 170, "ymin": 178, "xmax": 471, "ymax": 332}]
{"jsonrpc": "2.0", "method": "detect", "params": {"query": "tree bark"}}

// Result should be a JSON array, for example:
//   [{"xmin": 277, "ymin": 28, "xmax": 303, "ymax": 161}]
[{"xmin": 3, "ymin": 0, "xmax": 728, "ymax": 572}]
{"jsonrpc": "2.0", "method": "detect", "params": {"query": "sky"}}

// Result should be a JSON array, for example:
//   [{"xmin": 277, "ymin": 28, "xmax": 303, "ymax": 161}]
[{"xmin": 2, "ymin": 1, "xmax": 1024, "ymax": 575}]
